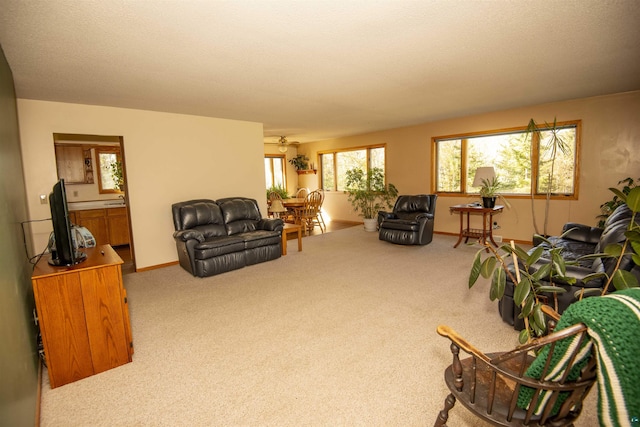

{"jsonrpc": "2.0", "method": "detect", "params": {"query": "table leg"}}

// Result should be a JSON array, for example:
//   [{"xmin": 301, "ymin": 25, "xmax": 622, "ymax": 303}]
[
  {"xmin": 296, "ymin": 227, "xmax": 302, "ymax": 252},
  {"xmin": 281, "ymin": 231, "xmax": 287, "ymax": 255},
  {"xmin": 453, "ymin": 211, "xmax": 464, "ymax": 248},
  {"xmin": 488, "ymin": 212, "xmax": 498, "ymax": 247}
]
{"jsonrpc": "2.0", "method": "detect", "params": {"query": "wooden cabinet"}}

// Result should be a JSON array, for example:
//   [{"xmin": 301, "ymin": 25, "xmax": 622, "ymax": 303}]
[
  {"xmin": 107, "ymin": 207, "xmax": 130, "ymax": 246},
  {"xmin": 32, "ymin": 245, "xmax": 133, "ymax": 388},
  {"xmin": 55, "ymin": 144, "xmax": 94, "ymax": 184},
  {"xmin": 75, "ymin": 209, "xmax": 108, "ymax": 245},
  {"xmin": 71, "ymin": 207, "xmax": 130, "ymax": 246}
]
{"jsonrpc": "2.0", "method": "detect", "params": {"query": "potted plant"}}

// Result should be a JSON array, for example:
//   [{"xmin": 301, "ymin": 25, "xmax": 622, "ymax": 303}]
[
  {"xmin": 478, "ymin": 176, "xmax": 511, "ymax": 209},
  {"xmin": 266, "ymin": 185, "xmax": 289, "ymax": 200},
  {"xmin": 288, "ymin": 154, "xmax": 309, "ymax": 171},
  {"xmin": 524, "ymin": 118, "xmax": 570, "ymax": 238},
  {"xmin": 344, "ymin": 167, "xmax": 398, "ymax": 231}
]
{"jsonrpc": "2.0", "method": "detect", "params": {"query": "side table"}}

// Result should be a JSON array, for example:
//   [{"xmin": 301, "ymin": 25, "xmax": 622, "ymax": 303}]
[
  {"xmin": 449, "ymin": 204, "xmax": 504, "ymax": 248},
  {"xmin": 281, "ymin": 223, "xmax": 302, "ymax": 255}
]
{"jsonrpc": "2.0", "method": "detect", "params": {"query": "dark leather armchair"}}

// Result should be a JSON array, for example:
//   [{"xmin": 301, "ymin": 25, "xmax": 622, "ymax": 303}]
[
  {"xmin": 377, "ymin": 194, "xmax": 437, "ymax": 245},
  {"xmin": 500, "ymin": 203, "xmax": 640, "ymax": 329}
]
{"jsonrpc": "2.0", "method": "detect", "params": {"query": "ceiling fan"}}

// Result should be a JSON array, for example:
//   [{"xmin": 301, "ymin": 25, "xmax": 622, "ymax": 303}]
[{"xmin": 274, "ymin": 136, "xmax": 299, "ymax": 153}]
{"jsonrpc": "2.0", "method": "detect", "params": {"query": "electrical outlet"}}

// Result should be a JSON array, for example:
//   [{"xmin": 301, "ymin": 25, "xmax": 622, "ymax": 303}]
[
  {"xmin": 494, "ymin": 235, "xmax": 503, "ymax": 243},
  {"xmin": 39, "ymin": 194, "xmax": 47, "ymax": 205}
]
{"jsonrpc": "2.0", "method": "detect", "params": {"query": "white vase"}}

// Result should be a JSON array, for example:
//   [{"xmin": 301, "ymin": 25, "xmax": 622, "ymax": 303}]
[{"xmin": 363, "ymin": 218, "xmax": 378, "ymax": 232}]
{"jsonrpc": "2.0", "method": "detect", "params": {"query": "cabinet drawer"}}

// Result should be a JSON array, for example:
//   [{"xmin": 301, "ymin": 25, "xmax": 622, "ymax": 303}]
[
  {"xmin": 77, "ymin": 209, "xmax": 106, "ymax": 219},
  {"xmin": 107, "ymin": 207, "xmax": 127, "ymax": 217}
]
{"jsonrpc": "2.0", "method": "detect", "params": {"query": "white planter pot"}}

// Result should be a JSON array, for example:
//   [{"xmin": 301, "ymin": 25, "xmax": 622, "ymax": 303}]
[{"xmin": 363, "ymin": 218, "xmax": 378, "ymax": 232}]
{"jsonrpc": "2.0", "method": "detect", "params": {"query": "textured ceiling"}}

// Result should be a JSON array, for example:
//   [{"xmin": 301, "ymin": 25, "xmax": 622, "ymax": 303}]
[{"xmin": 1, "ymin": 0, "xmax": 639, "ymax": 143}]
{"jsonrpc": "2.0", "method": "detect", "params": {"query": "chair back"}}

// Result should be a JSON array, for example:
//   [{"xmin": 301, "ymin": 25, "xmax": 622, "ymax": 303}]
[
  {"xmin": 296, "ymin": 187, "xmax": 310, "ymax": 199},
  {"xmin": 302, "ymin": 190, "xmax": 322, "ymax": 214},
  {"xmin": 268, "ymin": 191, "xmax": 282, "ymax": 202},
  {"xmin": 435, "ymin": 321, "xmax": 597, "ymax": 426}
]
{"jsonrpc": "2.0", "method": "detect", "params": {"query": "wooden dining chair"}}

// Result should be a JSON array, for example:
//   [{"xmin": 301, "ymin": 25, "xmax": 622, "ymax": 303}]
[
  {"xmin": 298, "ymin": 190, "xmax": 324, "ymax": 235},
  {"xmin": 295, "ymin": 187, "xmax": 310, "ymax": 199},
  {"xmin": 433, "ymin": 318, "xmax": 597, "ymax": 426}
]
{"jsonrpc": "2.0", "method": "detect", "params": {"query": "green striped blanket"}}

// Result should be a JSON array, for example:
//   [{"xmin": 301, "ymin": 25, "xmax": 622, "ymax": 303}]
[{"xmin": 517, "ymin": 288, "xmax": 640, "ymax": 426}]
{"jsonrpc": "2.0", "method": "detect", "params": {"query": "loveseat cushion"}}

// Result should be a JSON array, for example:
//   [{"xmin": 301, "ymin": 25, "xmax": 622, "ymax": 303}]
[
  {"xmin": 194, "ymin": 236, "xmax": 245, "ymax": 259},
  {"xmin": 172, "ymin": 200, "xmax": 228, "ymax": 238},
  {"xmin": 219, "ymin": 198, "xmax": 262, "ymax": 235},
  {"xmin": 237, "ymin": 230, "xmax": 281, "ymax": 249}
]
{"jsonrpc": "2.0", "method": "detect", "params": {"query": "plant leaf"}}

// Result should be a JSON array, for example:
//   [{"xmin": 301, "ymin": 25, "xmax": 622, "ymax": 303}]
[
  {"xmin": 513, "ymin": 276, "xmax": 531, "ymax": 306},
  {"xmin": 469, "ymin": 250, "xmax": 483, "ymax": 288},
  {"xmin": 603, "ymin": 243, "xmax": 623, "ymax": 257},
  {"xmin": 521, "ymin": 295, "xmax": 535, "ymax": 317},
  {"xmin": 489, "ymin": 268, "xmax": 506, "ymax": 301},
  {"xmin": 518, "ymin": 329, "xmax": 529, "ymax": 345},
  {"xmin": 612, "ymin": 269, "xmax": 639, "ymax": 290},
  {"xmin": 532, "ymin": 263, "xmax": 551, "ymax": 281},
  {"xmin": 526, "ymin": 246, "xmax": 544, "ymax": 265},
  {"xmin": 480, "ymin": 256, "xmax": 497, "ymax": 279},
  {"xmin": 576, "ymin": 288, "xmax": 601, "ymax": 298},
  {"xmin": 536, "ymin": 285, "xmax": 567, "ymax": 294},
  {"xmin": 533, "ymin": 303, "xmax": 546, "ymax": 331},
  {"xmin": 626, "ymin": 187, "xmax": 640, "ymax": 212}
]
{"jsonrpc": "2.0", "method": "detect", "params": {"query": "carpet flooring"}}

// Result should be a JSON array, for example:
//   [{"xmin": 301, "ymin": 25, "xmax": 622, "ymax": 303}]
[{"xmin": 39, "ymin": 227, "xmax": 597, "ymax": 426}]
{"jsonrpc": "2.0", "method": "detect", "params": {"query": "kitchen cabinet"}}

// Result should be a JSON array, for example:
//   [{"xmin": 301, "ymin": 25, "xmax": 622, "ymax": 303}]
[
  {"xmin": 107, "ymin": 207, "xmax": 130, "ymax": 246},
  {"xmin": 55, "ymin": 144, "xmax": 94, "ymax": 184},
  {"xmin": 32, "ymin": 245, "xmax": 133, "ymax": 388},
  {"xmin": 75, "ymin": 209, "xmax": 108, "ymax": 245},
  {"xmin": 71, "ymin": 207, "xmax": 130, "ymax": 246}
]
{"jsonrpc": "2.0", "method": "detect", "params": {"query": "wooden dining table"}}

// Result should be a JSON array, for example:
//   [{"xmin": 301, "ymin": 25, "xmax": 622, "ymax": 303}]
[{"xmin": 281, "ymin": 198, "xmax": 306, "ymax": 225}]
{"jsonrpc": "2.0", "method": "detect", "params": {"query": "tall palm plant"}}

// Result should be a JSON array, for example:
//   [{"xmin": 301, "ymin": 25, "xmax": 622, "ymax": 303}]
[{"xmin": 525, "ymin": 118, "xmax": 571, "ymax": 237}]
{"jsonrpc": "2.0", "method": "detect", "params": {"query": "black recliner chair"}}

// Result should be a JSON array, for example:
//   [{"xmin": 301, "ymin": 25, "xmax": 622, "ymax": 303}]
[{"xmin": 377, "ymin": 194, "xmax": 437, "ymax": 245}]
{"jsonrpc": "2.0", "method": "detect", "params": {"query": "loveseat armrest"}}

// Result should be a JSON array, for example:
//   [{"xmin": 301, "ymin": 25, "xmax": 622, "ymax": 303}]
[
  {"xmin": 257, "ymin": 218, "xmax": 284, "ymax": 231},
  {"xmin": 173, "ymin": 229, "xmax": 205, "ymax": 243},
  {"xmin": 561, "ymin": 223, "xmax": 603, "ymax": 244}
]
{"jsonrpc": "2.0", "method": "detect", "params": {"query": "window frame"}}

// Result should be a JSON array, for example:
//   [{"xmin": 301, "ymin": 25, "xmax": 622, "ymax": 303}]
[
  {"xmin": 264, "ymin": 154, "xmax": 288, "ymax": 190},
  {"xmin": 319, "ymin": 144, "xmax": 387, "ymax": 192},
  {"xmin": 95, "ymin": 146, "xmax": 124, "ymax": 194},
  {"xmin": 431, "ymin": 120, "xmax": 581, "ymax": 200}
]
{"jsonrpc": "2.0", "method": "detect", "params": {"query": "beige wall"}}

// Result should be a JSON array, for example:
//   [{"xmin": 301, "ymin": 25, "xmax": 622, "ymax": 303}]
[
  {"xmin": 300, "ymin": 91, "xmax": 640, "ymax": 242},
  {"xmin": 18, "ymin": 99, "xmax": 265, "ymax": 269}
]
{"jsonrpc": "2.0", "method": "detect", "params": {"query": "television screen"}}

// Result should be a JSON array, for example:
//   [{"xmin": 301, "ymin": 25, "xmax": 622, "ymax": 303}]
[{"xmin": 49, "ymin": 179, "xmax": 87, "ymax": 266}]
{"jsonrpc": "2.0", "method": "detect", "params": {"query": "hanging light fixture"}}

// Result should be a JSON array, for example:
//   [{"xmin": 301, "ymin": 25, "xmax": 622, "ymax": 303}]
[{"xmin": 278, "ymin": 136, "xmax": 288, "ymax": 153}]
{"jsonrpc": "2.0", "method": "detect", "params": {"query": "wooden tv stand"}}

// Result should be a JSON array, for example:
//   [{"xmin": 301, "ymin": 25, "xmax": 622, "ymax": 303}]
[{"xmin": 32, "ymin": 244, "xmax": 133, "ymax": 388}]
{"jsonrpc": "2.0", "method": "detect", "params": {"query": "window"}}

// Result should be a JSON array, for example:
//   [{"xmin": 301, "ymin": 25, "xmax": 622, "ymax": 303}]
[
  {"xmin": 433, "ymin": 120, "xmax": 580, "ymax": 198},
  {"xmin": 95, "ymin": 147, "xmax": 123, "ymax": 194},
  {"xmin": 265, "ymin": 155, "xmax": 287, "ymax": 190},
  {"xmin": 320, "ymin": 145, "xmax": 386, "ymax": 191}
]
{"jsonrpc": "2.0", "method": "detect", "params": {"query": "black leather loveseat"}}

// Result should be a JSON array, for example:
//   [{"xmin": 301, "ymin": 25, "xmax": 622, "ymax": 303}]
[
  {"xmin": 172, "ymin": 197, "xmax": 283, "ymax": 277},
  {"xmin": 500, "ymin": 203, "xmax": 640, "ymax": 329},
  {"xmin": 377, "ymin": 194, "xmax": 437, "ymax": 245}
]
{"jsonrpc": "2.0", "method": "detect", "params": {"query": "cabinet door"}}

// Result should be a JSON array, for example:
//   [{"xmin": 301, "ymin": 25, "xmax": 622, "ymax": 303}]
[
  {"xmin": 80, "ymin": 265, "xmax": 131, "ymax": 373},
  {"xmin": 33, "ymin": 273, "xmax": 94, "ymax": 388},
  {"xmin": 107, "ymin": 208, "xmax": 130, "ymax": 246},
  {"xmin": 77, "ymin": 209, "xmax": 108, "ymax": 245},
  {"xmin": 55, "ymin": 145, "xmax": 93, "ymax": 184}
]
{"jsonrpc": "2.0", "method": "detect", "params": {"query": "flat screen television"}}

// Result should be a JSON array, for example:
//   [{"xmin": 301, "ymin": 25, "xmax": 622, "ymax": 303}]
[{"xmin": 48, "ymin": 179, "xmax": 87, "ymax": 266}]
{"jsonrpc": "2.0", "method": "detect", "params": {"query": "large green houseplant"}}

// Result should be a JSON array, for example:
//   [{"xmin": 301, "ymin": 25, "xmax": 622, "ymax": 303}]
[
  {"xmin": 345, "ymin": 167, "xmax": 398, "ymax": 231},
  {"xmin": 469, "ymin": 186, "xmax": 640, "ymax": 343}
]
